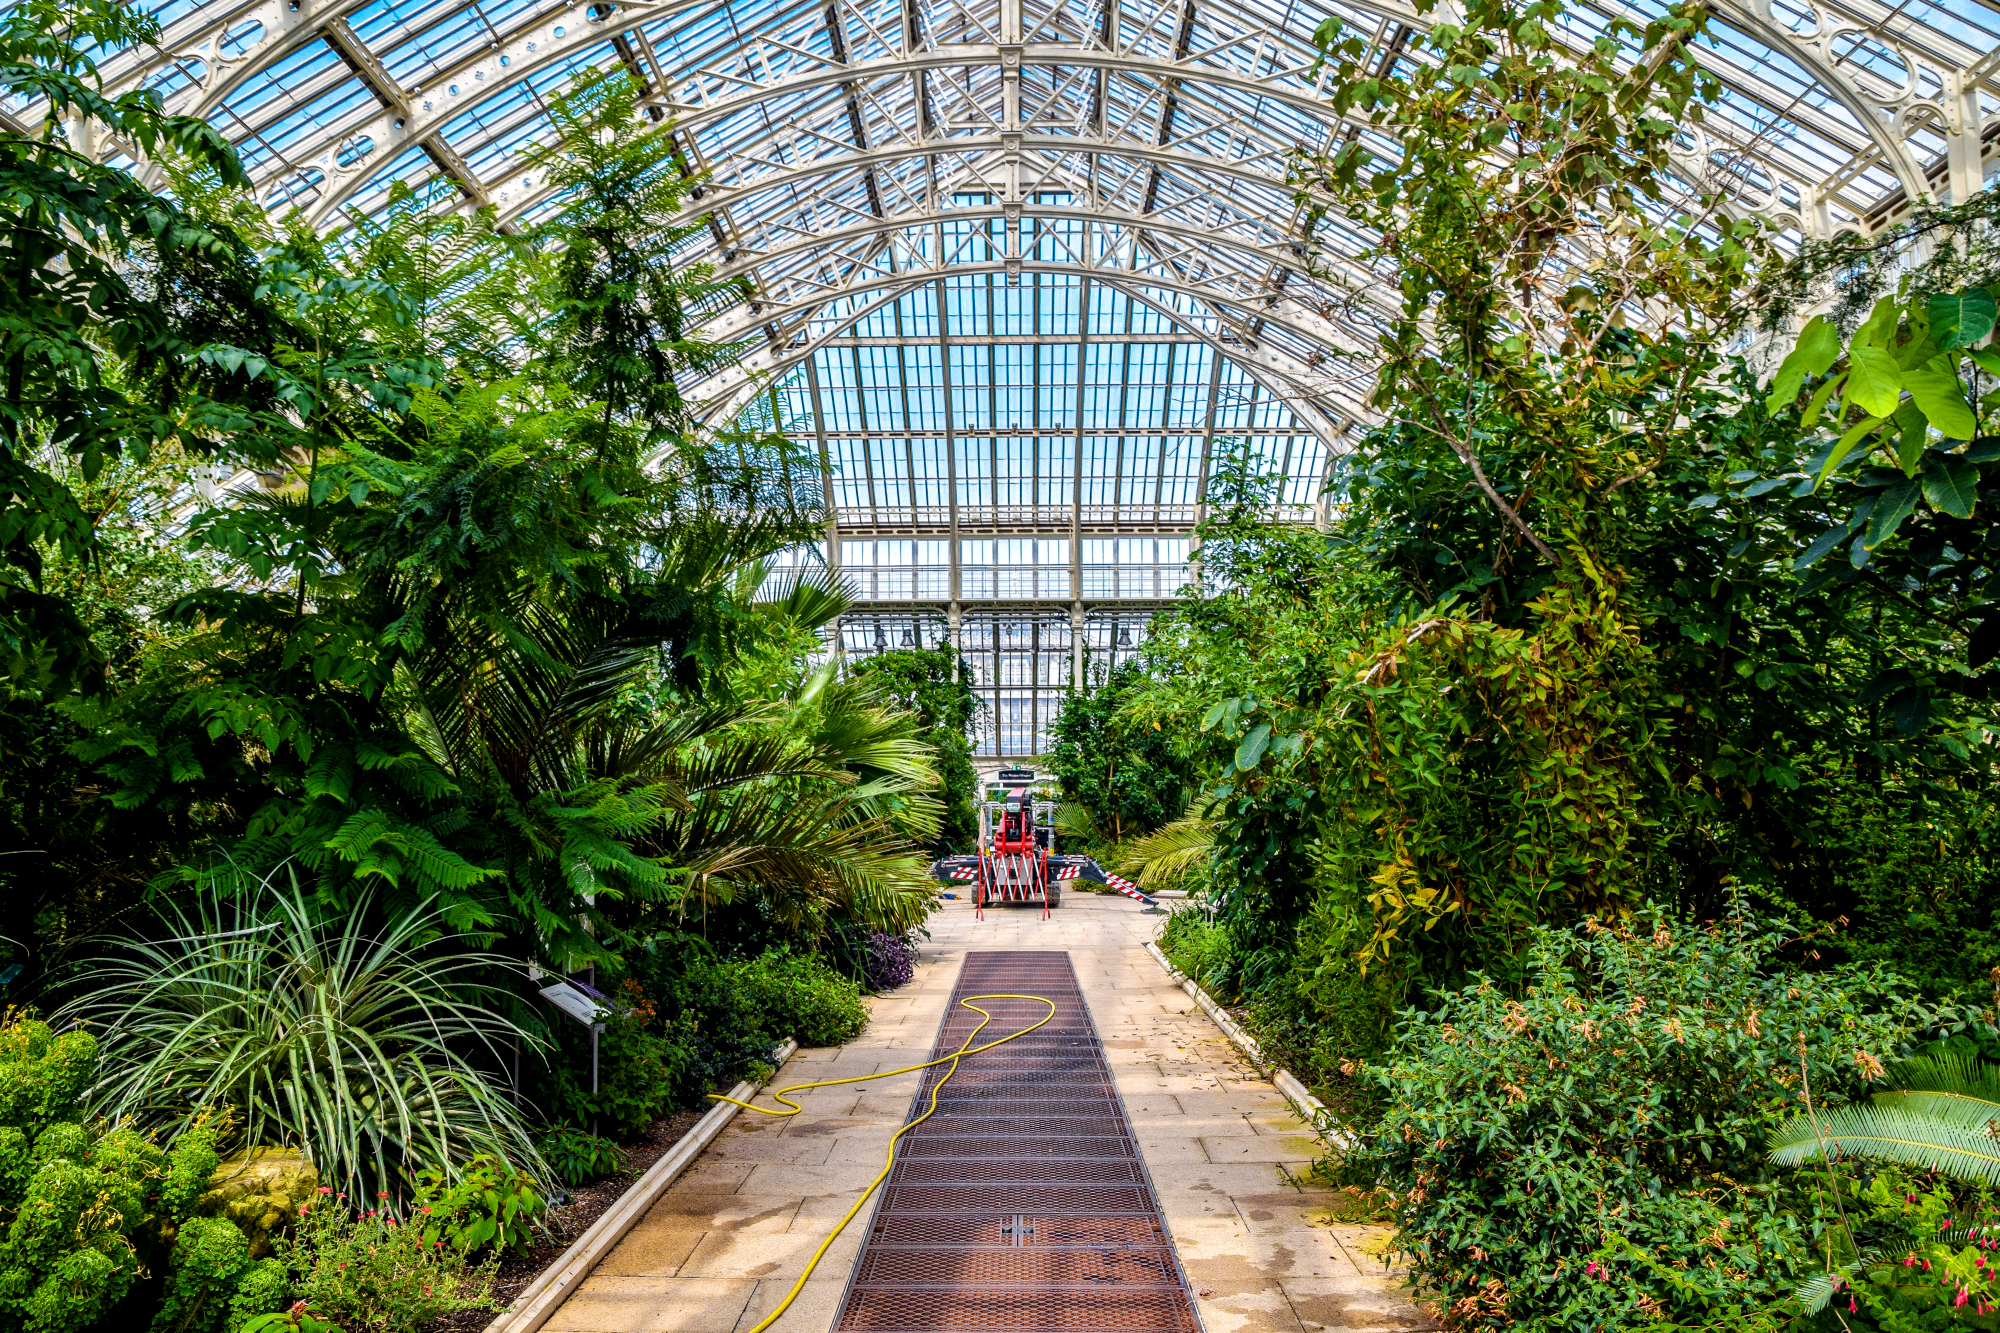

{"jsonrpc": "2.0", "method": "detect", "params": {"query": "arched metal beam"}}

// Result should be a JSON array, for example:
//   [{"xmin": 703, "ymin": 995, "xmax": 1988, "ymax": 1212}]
[
  {"xmin": 96, "ymin": 0, "xmax": 1952, "ymax": 239},
  {"xmin": 1702, "ymin": 0, "xmax": 1931, "ymax": 205},
  {"xmin": 488, "ymin": 131, "xmax": 1300, "ymax": 234},
  {"xmin": 704, "ymin": 200, "xmax": 1386, "ymax": 323},
  {"xmin": 689, "ymin": 262, "xmax": 1372, "ymax": 448},
  {"xmin": 684, "ymin": 200, "xmax": 1389, "ymax": 373},
  {"xmin": 285, "ymin": 39, "xmax": 1347, "ymax": 217}
]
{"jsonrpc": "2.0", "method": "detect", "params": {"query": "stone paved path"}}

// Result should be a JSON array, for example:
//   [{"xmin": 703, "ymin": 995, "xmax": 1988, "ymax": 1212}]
[{"xmin": 540, "ymin": 894, "xmax": 1434, "ymax": 1333}]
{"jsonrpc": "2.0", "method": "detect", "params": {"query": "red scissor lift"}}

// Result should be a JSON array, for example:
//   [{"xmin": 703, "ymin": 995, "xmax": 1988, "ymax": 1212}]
[
  {"xmin": 974, "ymin": 786, "xmax": 1057, "ymax": 919},
  {"xmin": 929, "ymin": 774, "xmax": 1159, "ymax": 912}
]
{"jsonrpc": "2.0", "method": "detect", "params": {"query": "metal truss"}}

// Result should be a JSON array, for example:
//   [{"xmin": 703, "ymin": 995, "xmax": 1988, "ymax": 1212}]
[{"xmin": 69, "ymin": 0, "xmax": 2000, "ymax": 494}]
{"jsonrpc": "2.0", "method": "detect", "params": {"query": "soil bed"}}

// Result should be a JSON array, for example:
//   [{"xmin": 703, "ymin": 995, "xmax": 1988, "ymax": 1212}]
[{"xmin": 432, "ymin": 1108, "xmax": 705, "ymax": 1333}]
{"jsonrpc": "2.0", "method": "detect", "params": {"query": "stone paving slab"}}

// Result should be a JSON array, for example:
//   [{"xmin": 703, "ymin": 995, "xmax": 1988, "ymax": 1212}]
[{"xmin": 539, "ymin": 894, "xmax": 1435, "ymax": 1333}]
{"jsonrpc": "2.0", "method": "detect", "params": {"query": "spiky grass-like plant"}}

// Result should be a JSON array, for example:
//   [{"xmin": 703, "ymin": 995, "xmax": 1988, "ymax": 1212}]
[
  {"xmin": 63, "ymin": 871, "xmax": 544, "ymax": 1200},
  {"xmin": 1768, "ymin": 1053, "xmax": 2000, "ymax": 1184}
]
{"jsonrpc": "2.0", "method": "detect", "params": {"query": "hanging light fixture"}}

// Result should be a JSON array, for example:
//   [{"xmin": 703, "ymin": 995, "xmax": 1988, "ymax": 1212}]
[
  {"xmin": 1117, "ymin": 626, "xmax": 1132, "ymax": 647},
  {"xmin": 900, "ymin": 628, "xmax": 914, "ymax": 647},
  {"xmin": 873, "ymin": 627, "xmax": 888, "ymax": 650}
]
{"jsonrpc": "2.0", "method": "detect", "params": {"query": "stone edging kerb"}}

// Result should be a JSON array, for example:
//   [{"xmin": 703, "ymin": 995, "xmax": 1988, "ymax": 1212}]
[
  {"xmin": 482, "ymin": 1039, "xmax": 802, "ymax": 1333},
  {"xmin": 1143, "ymin": 941, "xmax": 1353, "ymax": 1150}
]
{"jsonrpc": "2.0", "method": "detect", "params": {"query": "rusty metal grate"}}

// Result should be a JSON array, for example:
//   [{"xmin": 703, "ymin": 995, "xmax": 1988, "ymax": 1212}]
[{"xmin": 834, "ymin": 950, "xmax": 1201, "ymax": 1333}]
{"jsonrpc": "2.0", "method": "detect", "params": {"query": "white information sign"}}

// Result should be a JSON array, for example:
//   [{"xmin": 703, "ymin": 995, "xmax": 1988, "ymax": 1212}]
[{"xmin": 540, "ymin": 980, "xmax": 609, "ymax": 1027}]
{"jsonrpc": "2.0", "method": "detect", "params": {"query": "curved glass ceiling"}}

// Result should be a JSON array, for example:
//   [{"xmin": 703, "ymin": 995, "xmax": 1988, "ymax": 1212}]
[
  {"xmin": 38, "ymin": 0, "xmax": 1999, "ymax": 529},
  {"xmin": 21, "ymin": 0, "xmax": 2000, "ymax": 752}
]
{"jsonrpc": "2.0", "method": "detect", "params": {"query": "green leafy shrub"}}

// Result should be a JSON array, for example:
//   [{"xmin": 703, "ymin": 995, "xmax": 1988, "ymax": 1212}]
[
  {"xmin": 1158, "ymin": 908, "xmax": 1233, "ymax": 997},
  {"xmin": 1363, "ymin": 909, "xmax": 1930, "ymax": 1331},
  {"xmin": 1821, "ymin": 1168, "xmax": 2000, "ymax": 1326},
  {"xmin": 413, "ymin": 1155, "xmax": 542, "ymax": 1257},
  {"xmin": 729, "ymin": 950, "xmax": 867, "ymax": 1048},
  {"xmin": 543, "ymin": 981, "xmax": 694, "ymax": 1139},
  {"xmin": 66, "ymin": 878, "xmax": 546, "ymax": 1201},
  {"xmin": 540, "ymin": 1129, "xmax": 624, "ymax": 1188},
  {"xmin": 627, "ymin": 944, "xmax": 868, "ymax": 1106},
  {"xmin": 0, "ymin": 1017, "xmax": 235, "ymax": 1333},
  {"xmin": 151, "ymin": 1216, "xmax": 285, "ymax": 1333},
  {"xmin": 279, "ymin": 1197, "xmax": 493, "ymax": 1333}
]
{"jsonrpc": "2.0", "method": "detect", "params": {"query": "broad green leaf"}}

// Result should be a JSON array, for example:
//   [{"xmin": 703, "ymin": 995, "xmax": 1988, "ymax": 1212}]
[
  {"xmin": 1854, "ymin": 295, "xmax": 1901, "ymax": 350},
  {"xmin": 1846, "ymin": 344, "xmax": 1903, "ymax": 418},
  {"xmin": 1801, "ymin": 372, "xmax": 1843, "ymax": 430},
  {"xmin": 1903, "ymin": 354, "xmax": 1977, "ymax": 440},
  {"xmin": 1892, "ymin": 687, "xmax": 1930, "ymax": 735},
  {"xmin": 1894, "ymin": 399, "xmax": 1929, "ymax": 476},
  {"xmin": 1971, "ymin": 348, "xmax": 2000, "ymax": 378},
  {"xmin": 1816, "ymin": 414, "xmax": 1885, "ymax": 488},
  {"xmin": 1765, "ymin": 315, "xmax": 1840, "ymax": 412},
  {"xmin": 1864, "ymin": 475, "xmax": 1920, "ymax": 549},
  {"xmin": 1794, "ymin": 523, "xmax": 1849, "ymax": 571},
  {"xmin": 1234, "ymin": 723, "xmax": 1272, "ymax": 771},
  {"xmin": 1921, "ymin": 453, "xmax": 1979, "ymax": 518},
  {"xmin": 1928, "ymin": 288, "xmax": 1997, "ymax": 349}
]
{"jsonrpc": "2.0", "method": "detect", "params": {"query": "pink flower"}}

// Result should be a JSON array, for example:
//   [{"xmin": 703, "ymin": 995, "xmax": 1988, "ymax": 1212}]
[
  {"xmin": 298, "ymin": 1204, "xmax": 310, "ymax": 1216},
  {"xmin": 419, "ymin": 1207, "xmax": 432, "ymax": 1214},
  {"xmin": 318, "ymin": 1186, "xmax": 332, "ymax": 1195},
  {"xmin": 1957, "ymin": 1288, "xmax": 1970, "ymax": 1308},
  {"xmin": 378, "ymin": 1191, "xmax": 390, "ymax": 1199}
]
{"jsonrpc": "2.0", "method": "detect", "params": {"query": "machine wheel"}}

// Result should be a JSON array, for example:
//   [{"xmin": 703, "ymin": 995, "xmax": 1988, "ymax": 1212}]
[{"xmin": 1047, "ymin": 887, "xmax": 1061, "ymax": 908}]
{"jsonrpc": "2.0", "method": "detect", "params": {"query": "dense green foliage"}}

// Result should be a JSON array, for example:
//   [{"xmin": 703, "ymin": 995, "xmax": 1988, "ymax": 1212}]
[
  {"xmin": 1363, "ymin": 911, "xmax": 1928, "ymax": 1330},
  {"xmin": 1073, "ymin": 0, "xmax": 2000, "ymax": 1324},
  {"xmin": 535, "ymin": 945, "xmax": 868, "ymax": 1137},
  {"xmin": 848, "ymin": 646, "xmax": 981, "ymax": 852},
  {"xmin": 0, "ymin": 10, "xmax": 936, "ymax": 1329},
  {"xmin": 1045, "ymin": 661, "xmax": 1189, "ymax": 847}
]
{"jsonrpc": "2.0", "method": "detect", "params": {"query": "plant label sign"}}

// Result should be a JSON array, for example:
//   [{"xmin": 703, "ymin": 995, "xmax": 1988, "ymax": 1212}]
[{"xmin": 540, "ymin": 980, "xmax": 609, "ymax": 1027}]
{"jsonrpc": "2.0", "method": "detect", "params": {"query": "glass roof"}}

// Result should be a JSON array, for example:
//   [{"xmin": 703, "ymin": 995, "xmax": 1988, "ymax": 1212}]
[{"xmin": 28, "ymin": 0, "xmax": 2000, "ymax": 565}]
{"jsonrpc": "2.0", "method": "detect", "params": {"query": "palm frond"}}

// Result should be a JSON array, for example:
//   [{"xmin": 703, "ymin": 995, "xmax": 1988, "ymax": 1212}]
[
  {"xmin": 754, "ymin": 564, "xmax": 851, "ymax": 632},
  {"xmin": 1875, "ymin": 1053, "xmax": 2000, "ymax": 1130},
  {"xmin": 1768, "ymin": 1103, "xmax": 2000, "ymax": 1183},
  {"xmin": 1116, "ymin": 814, "xmax": 1220, "ymax": 888},
  {"xmin": 1053, "ymin": 803, "xmax": 1100, "ymax": 845}
]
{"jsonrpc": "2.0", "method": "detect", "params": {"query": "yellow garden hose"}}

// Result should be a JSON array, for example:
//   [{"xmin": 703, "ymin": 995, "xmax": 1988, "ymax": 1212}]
[{"xmin": 707, "ymin": 993, "xmax": 1059, "ymax": 1333}]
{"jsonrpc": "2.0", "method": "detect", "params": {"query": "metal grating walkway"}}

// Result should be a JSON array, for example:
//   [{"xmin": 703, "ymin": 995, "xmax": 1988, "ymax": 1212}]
[{"xmin": 834, "ymin": 950, "xmax": 1202, "ymax": 1333}]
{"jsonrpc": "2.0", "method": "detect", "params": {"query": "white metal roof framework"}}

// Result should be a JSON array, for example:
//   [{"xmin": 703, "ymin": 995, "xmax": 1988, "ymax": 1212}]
[{"xmin": 32, "ymin": 0, "xmax": 2000, "ymax": 752}]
